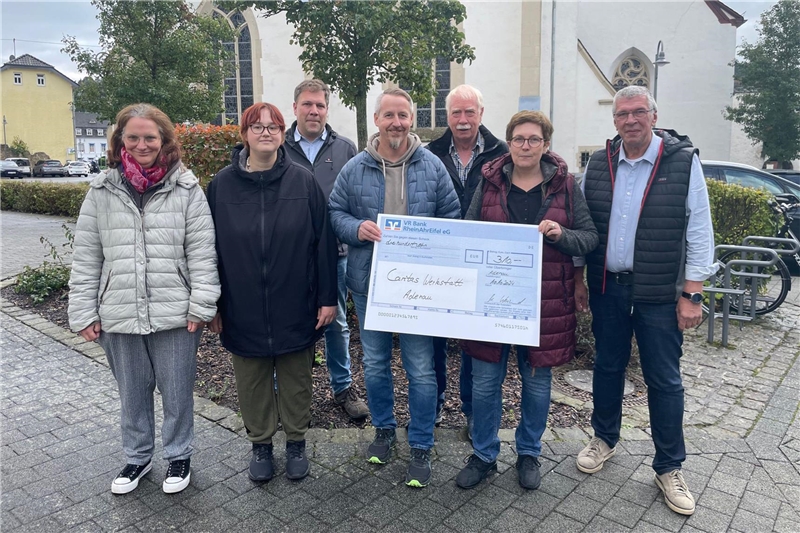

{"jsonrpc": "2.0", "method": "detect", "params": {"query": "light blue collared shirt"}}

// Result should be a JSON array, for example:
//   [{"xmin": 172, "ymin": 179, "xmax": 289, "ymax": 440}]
[
  {"xmin": 294, "ymin": 127, "xmax": 327, "ymax": 164},
  {"xmin": 578, "ymin": 133, "xmax": 716, "ymax": 282}
]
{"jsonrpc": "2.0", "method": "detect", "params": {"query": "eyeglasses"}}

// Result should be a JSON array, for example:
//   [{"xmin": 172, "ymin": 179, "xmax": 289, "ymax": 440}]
[
  {"xmin": 123, "ymin": 135, "xmax": 160, "ymax": 145},
  {"xmin": 510, "ymin": 136, "xmax": 545, "ymax": 148},
  {"xmin": 250, "ymin": 123, "xmax": 281, "ymax": 135},
  {"xmin": 613, "ymin": 108, "xmax": 653, "ymax": 121}
]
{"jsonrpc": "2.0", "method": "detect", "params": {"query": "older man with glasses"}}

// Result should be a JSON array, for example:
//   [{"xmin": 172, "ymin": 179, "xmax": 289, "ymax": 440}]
[{"xmin": 574, "ymin": 86, "xmax": 716, "ymax": 516}]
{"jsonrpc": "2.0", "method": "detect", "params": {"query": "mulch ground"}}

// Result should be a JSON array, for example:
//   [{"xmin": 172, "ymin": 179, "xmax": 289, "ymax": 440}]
[{"xmin": 2, "ymin": 285, "xmax": 596, "ymax": 430}]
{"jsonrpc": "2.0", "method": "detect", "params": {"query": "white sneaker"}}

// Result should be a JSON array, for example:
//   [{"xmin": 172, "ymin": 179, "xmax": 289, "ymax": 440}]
[
  {"xmin": 111, "ymin": 461, "xmax": 152, "ymax": 494},
  {"xmin": 655, "ymin": 470, "xmax": 695, "ymax": 515},
  {"xmin": 576, "ymin": 437, "xmax": 616, "ymax": 473}
]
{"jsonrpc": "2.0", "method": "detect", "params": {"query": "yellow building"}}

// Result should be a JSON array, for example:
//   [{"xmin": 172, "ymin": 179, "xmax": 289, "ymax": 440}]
[{"xmin": 0, "ymin": 54, "xmax": 77, "ymax": 162}]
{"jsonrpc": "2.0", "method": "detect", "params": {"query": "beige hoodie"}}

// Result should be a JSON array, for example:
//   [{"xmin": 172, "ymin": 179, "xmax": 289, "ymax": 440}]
[{"xmin": 365, "ymin": 132, "xmax": 422, "ymax": 215}]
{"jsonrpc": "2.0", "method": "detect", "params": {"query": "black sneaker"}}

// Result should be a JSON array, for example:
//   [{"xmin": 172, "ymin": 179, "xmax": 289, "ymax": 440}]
[
  {"xmin": 249, "ymin": 442, "xmax": 274, "ymax": 482},
  {"xmin": 405, "ymin": 448, "xmax": 432, "ymax": 488},
  {"xmin": 367, "ymin": 428, "xmax": 396, "ymax": 464},
  {"xmin": 456, "ymin": 454, "xmax": 497, "ymax": 489},
  {"xmin": 286, "ymin": 440, "xmax": 310, "ymax": 480},
  {"xmin": 516, "ymin": 455, "xmax": 541, "ymax": 490},
  {"xmin": 163, "ymin": 458, "xmax": 191, "ymax": 494},
  {"xmin": 111, "ymin": 461, "xmax": 152, "ymax": 494}
]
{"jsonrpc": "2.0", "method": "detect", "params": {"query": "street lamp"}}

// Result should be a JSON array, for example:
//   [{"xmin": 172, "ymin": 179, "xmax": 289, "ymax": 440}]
[
  {"xmin": 2, "ymin": 115, "xmax": 7, "ymax": 147},
  {"xmin": 653, "ymin": 40, "xmax": 670, "ymax": 101}
]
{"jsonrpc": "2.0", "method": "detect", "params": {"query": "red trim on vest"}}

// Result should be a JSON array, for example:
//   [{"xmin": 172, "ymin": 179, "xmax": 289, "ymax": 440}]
[
  {"xmin": 640, "ymin": 140, "xmax": 665, "ymax": 209},
  {"xmin": 601, "ymin": 140, "xmax": 622, "ymax": 295}
]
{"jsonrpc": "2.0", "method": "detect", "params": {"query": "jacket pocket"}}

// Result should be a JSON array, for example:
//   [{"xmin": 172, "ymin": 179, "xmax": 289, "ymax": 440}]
[
  {"xmin": 99, "ymin": 269, "xmax": 113, "ymax": 304},
  {"xmin": 176, "ymin": 261, "xmax": 191, "ymax": 292}
]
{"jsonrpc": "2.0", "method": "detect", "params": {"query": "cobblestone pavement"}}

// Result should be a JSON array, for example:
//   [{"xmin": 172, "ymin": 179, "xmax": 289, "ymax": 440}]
[
  {"xmin": 2, "ymin": 209, "xmax": 799, "ymax": 531},
  {"xmin": 0, "ymin": 211, "xmax": 74, "ymax": 279},
  {"xmin": 1, "ymin": 297, "xmax": 799, "ymax": 532}
]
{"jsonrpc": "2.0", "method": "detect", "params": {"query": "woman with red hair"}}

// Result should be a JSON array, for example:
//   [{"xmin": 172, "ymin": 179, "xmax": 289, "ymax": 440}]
[{"xmin": 207, "ymin": 103, "xmax": 337, "ymax": 483}]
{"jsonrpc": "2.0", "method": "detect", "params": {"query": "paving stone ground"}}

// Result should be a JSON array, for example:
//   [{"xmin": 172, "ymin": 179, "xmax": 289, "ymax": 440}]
[{"xmin": 2, "ymin": 210, "xmax": 799, "ymax": 532}]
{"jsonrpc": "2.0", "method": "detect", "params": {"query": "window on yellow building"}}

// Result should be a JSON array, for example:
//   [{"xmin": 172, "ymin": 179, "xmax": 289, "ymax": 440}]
[
  {"xmin": 13, "ymin": 73, "xmax": 21, "ymax": 84},
  {"xmin": 37, "ymin": 74, "xmax": 45, "ymax": 86}
]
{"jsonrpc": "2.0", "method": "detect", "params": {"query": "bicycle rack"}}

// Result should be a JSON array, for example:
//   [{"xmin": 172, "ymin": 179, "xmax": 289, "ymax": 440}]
[
  {"xmin": 738, "ymin": 236, "xmax": 799, "ymax": 317},
  {"xmin": 704, "ymin": 244, "xmax": 779, "ymax": 347}
]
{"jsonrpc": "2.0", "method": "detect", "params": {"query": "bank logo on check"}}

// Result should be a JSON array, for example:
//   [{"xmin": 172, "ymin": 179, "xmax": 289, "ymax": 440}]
[{"xmin": 384, "ymin": 218, "xmax": 403, "ymax": 231}]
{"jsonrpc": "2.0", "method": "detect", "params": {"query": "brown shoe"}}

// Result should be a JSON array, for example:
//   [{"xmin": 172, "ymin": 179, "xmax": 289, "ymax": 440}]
[{"xmin": 334, "ymin": 387, "xmax": 369, "ymax": 419}]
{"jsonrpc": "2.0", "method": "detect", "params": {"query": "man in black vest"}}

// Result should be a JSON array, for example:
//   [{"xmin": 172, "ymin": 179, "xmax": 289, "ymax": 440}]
[
  {"xmin": 284, "ymin": 79, "xmax": 369, "ymax": 420},
  {"xmin": 426, "ymin": 85, "xmax": 508, "ymax": 433},
  {"xmin": 574, "ymin": 86, "xmax": 715, "ymax": 516}
]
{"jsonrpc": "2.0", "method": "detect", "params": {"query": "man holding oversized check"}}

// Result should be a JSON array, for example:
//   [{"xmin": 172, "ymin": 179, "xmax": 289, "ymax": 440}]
[{"xmin": 328, "ymin": 88, "xmax": 460, "ymax": 488}]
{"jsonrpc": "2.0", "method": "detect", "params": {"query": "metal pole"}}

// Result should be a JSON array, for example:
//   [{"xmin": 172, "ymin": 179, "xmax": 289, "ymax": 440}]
[
  {"xmin": 654, "ymin": 64, "xmax": 659, "ymax": 101},
  {"xmin": 2, "ymin": 115, "xmax": 6, "ymax": 146}
]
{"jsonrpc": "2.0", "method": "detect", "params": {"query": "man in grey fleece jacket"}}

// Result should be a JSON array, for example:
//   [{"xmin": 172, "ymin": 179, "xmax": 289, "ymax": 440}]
[{"xmin": 328, "ymin": 88, "xmax": 460, "ymax": 489}]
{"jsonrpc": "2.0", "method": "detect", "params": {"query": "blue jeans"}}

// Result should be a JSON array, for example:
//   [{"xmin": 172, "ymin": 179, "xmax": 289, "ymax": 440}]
[
  {"xmin": 352, "ymin": 292, "xmax": 437, "ymax": 450},
  {"xmin": 589, "ymin": 281, "xmax": 686, "ymax": 474},
  {"xmin": 471, "ymin": 346, "xmax": 552, "ymax": 463},
  {"xmin": 324, "ymin": 256, "xmax": 351, "ymax": 395},
  {"xmin": 432, "ymin": 337, "xmax": 474, "ymax": 418}
]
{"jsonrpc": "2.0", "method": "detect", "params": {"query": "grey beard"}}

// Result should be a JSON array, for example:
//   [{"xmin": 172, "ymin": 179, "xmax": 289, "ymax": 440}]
[{"xmin": 388, "ymin": 136, "xmax": 403, "ymax": 150}]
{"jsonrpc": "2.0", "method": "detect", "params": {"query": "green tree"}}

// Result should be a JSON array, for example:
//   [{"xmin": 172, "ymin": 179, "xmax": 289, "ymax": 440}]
[
  {"xmin": 224, "ymin": 0, "xmax": 474, "ymax": 149},
  {"xmin": 62, "ymin": 0, "xmax": 233, "ymax": 123},
  {"xmin": 725, "ymin": 0, "xmax": 800, "ymax": 166},
  {"xmin": 9, "ymin": 137, "xmax": 30, "ymax": 157}
]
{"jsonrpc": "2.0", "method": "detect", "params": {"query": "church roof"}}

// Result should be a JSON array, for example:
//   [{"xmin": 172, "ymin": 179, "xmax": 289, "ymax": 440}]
[
  {"xmin": 705, "ymin": 0, "xmax": 746, "ymax": 28},
  {"xmin": 1, "ymin": 53, "xmax": 78, "ymax": 86}
]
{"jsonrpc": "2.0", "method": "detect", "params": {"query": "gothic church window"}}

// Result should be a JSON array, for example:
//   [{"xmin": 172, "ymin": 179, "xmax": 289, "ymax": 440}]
[
  {"xmin": 611, "ymin": 56, "xmax": 649, "ymax": 91},
  {"xmin": 212, "ymin": 8, "xmax": 254, "ymax": 125}
]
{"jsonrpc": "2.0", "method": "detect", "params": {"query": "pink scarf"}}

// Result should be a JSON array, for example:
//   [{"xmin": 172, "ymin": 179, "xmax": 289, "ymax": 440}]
[{"xmin": 120, "ymin": 147, "xmax": 168, "ymax": 193}]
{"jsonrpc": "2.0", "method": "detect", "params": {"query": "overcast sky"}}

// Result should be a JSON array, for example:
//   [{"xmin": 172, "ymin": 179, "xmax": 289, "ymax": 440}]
[{"xmin": 0, "ymin": 0, "xmax": 777, "ymax": 83}]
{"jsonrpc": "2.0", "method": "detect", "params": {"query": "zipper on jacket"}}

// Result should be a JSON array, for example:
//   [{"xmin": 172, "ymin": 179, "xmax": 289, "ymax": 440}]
[{"xmin": 259, "ymin": 175, "xmax": 274, "ymax": 352}]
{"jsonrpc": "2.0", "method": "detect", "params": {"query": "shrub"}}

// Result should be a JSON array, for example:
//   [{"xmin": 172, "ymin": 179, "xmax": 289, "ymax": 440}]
[
  {"xmin": 14, "ymin": 224, "xmax": 74, "ymax": 305},
  {"xmin": 176, "ymin": 123, "xmax": 240, "ymax": 188},
  {"xmin": 705, "ymin": 178, "xmax": 779, "ymax": 248},
  {"xmin": 0, "ymin": 181, "xmax": 89, "ymax": 218}
]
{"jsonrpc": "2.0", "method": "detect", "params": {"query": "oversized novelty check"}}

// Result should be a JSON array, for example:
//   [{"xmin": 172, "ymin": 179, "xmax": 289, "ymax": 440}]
[{"xmin": 364, "ymin": 214, "xmax": 543, "ymax": 346}]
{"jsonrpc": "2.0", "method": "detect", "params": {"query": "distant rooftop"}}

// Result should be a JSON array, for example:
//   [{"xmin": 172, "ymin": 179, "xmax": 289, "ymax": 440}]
[
  {"xmin": 75, "ymin": 111, "xmax": 110, "ymax": 129},
  {"xmin": 1, "ymin": 53, "xmax": 78, "ymax": 86}
]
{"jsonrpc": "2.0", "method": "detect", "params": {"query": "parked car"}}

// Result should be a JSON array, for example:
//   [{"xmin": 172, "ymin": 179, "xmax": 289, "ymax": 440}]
[
  {"xmin": 66, "ymin": 161, "xmax": 91, "ymax": 177},
  {"xmin": 703, "ymin": 160, "xmax": 800, "ymax": 271},
  {"xmin": 766, "ymin": 169, "xmax": 800, "ymax": 186},
  {"xmin": 1, "ymin": 160, "xmax": 23, "ymax": 179},
  {"xmin": 88, "ymin": 160, "xmax": 100, "ymax": 174},
  {"xmin": 32, "ymin": 160, "xmax": 66, "ymax": 177},
  {"xmin": 5, "ymin": 157, "xmax": 31, "ymax": 177}
]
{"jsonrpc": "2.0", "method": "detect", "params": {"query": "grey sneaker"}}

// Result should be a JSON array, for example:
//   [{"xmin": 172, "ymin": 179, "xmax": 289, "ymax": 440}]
[
  {"xmin": 334, "ymin": 387, "xmax": 370, "ymax": 420},
  {"xmin": 516, "ymin": 455, "xmax": 541, "ymax": 490},
  {"xmin": 456, "ymin": 454, "xmax": 497, "ymax": 489},
  {"xmin": 405, "ymin": 448, "xmax": 432, "ymax": 488},
  {"xmin": 655, "ymin": 470, "xmax": 695, "ymax": 515},
  {"xmin": 248, "ymin": 443, "xmax": 274, "ymax": 482},
  {"xmin": 286, "ymin": 440, "xmax": 310, "ymax": 480},
  {"xmin": 576, "ymin": 437, "xmax": 616, "ymax": 473},
  {"xmin": 367, "ymin": 428, "xmax": 396, "ymax": 464}
]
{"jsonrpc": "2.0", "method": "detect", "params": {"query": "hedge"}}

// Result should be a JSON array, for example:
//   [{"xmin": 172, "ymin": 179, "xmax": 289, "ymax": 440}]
[
  {"xmin": 175, "ymin": 123, "xmax": 240, "ymax": 188},
  {"xmin": 705, "ymin": 178, "xmax": 779, "ymax": 249},
  {"xmin": 0, "ymin": 181, "xmax": 89, "ymax": 218}
]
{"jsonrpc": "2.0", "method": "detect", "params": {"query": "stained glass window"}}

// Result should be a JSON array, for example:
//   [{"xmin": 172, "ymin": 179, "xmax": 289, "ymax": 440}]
[{"xmin": 612, "ymin": 56, "xmax": 650, "ymax": 91}]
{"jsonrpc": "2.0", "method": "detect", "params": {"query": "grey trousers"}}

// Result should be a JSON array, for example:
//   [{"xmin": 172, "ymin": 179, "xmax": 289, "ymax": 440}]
[{"xmin": 99, "ymin": 327, "xmax": 201, "ymax": 465}]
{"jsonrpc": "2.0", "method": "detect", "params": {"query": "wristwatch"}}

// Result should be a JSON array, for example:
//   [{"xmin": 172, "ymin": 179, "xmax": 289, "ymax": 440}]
[{"xmin": 681, "ymin": 291, "xmax": 703, "ymax": 304}]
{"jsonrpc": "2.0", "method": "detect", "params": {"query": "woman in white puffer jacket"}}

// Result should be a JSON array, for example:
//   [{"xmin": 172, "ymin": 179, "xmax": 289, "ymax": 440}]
[{"xmin": 68, "ymin": 103, "xmax": 219, "ymax": 496}]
